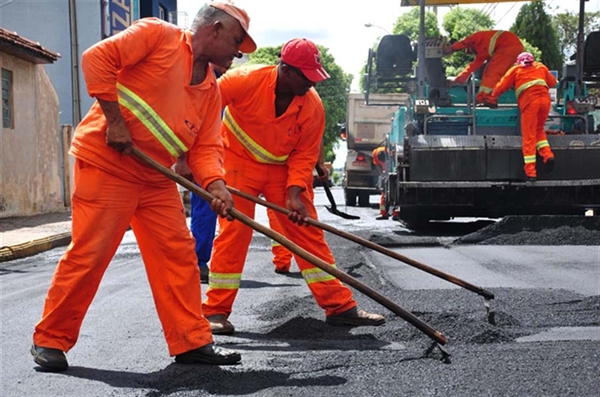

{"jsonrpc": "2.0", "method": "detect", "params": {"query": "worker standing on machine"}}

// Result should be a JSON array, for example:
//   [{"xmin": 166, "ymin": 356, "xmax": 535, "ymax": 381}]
[{"xmin": 487, "ymin": 52, "xmax": 557, "ymax": 181}]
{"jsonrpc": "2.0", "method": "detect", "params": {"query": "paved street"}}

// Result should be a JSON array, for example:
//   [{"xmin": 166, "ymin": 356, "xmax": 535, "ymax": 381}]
[{"xmin": 1, "ymin": 186, "xmax": 599, "ymax": 397}]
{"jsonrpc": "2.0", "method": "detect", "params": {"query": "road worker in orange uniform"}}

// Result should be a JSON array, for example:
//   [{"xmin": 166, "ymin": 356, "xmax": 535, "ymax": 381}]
[
  {"xmin": 488, "ymin": 52, "xmax": 557, "ymax": 181},
  {"xmin": 30, "ymin": 0, "xmax": 256, "ymax": 372},
  {"xmin": 203, "ymin": 38, "xmax": 385, "ymax": 334},
  {"xmin": 442, "ymin": 30, "xmax": 523, "ymax": 104},
  {"xmin": 372, "ymin": 146, "xmax": 389, "ymax": 220}
]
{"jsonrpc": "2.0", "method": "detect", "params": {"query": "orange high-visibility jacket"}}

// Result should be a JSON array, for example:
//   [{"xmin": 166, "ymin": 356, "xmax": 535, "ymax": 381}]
[
  {"xmin": 452, "ymin": 30, "xmax": 523, "ymax": 84},
  {"xmin": 218, "ymin": 65, "xmax": 325, "ymax": 191},
  {"xmin": 492, "ymin": 62, "xmax": 557, "ymax": 109},
  {"xmin": 71, "ymin": 18, "xmax": 225, "ymax": 189}
]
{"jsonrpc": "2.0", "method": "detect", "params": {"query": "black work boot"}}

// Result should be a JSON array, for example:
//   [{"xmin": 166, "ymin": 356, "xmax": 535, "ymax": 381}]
[
  {"xmin": 175, "ymin": 343, "xmax": 241, "ymax": 365},
  {"xmin": 30, "ymin": 344, "xmax": 68, "ymax": 372},
  {"xmin": 544, "ymin": 157, "xmax": 555, "ymax": 173}
]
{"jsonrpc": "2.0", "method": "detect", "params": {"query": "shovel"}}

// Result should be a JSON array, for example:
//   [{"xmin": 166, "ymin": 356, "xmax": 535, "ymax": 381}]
[{"xmin": 315, "ymin": 165, "xmax": 360, "ymax": 220}]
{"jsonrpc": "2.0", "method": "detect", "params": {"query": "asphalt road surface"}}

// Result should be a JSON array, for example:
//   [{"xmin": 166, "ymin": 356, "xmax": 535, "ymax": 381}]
[{"xmin": 2, "ymin": 186, "xmax": 599, "ymax": 397}]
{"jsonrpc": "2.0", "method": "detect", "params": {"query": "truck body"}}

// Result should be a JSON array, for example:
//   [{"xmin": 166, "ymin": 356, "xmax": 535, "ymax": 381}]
[
  {"xmin": 343, "ymin": 93, "xmax": 407, "ymax": 207},
  {"xmin": 364, "ymin": 0, "xmax": 600, "ymax": 228}
]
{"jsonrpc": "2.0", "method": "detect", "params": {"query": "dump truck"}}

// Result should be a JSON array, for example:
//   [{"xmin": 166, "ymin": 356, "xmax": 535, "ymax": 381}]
[
  {"xmin": 364, "ymin": 0, "xmax": 600, "ymax": 228},
  {"xmin": 342, "ymin": 93, "xmax": 408, "ymax": 207}
]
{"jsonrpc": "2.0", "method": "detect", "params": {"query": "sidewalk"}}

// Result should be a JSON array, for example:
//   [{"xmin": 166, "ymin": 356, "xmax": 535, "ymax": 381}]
[{"xmin": 0, "ymin": 210, "xmax": 72, "ymax": 262}]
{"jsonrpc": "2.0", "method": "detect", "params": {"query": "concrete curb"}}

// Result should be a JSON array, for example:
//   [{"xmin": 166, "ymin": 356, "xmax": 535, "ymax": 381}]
[{"xmin": 0, "ymin": 232, "xmax": 71, "ymax": 263}]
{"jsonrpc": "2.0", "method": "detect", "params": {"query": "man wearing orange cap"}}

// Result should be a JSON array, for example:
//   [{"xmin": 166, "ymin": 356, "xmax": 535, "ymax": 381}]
[
  {"xmin": 203, "ymin": 38, "xmax": 385, "ymax": 335},
  {"xmin": 442, "ymin": 30, "xmax": 523, "ymax": 104},
  {"xmin": 30, "ymin": 0, "xmax": 256, "ymax": 372},
  {"xmin": 488, "ymin": 52, "xmax": 557, "ymax": 181}
]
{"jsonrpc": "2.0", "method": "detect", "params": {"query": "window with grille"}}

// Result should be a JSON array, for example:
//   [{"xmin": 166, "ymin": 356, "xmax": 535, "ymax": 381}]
[{"xmin": 2, "ymin": 68, "xmax": 13, "ymax": 129}]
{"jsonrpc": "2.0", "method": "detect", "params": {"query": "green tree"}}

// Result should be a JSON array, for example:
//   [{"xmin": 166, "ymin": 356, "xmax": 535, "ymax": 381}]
[
  {"xmin": 245, "ymin": 45, "xmax": 351, "ymax": 163},
  {"xmin": 392, "ymin": 7, "xmax": 440, "ymax": 40},
  {"xmin": 510, "ymin": 1, "xmax": 562, "ymax": 71},
  {"xmin": 552, "ymin": 10, "xmax": 600, "ymax": 62},
  {"xmin": 442, "ymin": 7, "xmax": 495, "ymax": 78}
]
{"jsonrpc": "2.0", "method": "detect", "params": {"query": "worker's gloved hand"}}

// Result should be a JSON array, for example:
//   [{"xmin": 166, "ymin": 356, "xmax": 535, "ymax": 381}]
[
  {"xmin": 207, "ymin": 180, "xmax": 234, "ymax": 221},
  {"xmin": 483, "ymin": 94, "xmax": 498, "ymax": 108}
]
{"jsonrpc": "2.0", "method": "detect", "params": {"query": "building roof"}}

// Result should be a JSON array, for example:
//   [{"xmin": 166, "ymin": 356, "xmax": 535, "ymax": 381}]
[{"xmin": 0, "ymin": 28, "xmax": 60, "ymax": 64}]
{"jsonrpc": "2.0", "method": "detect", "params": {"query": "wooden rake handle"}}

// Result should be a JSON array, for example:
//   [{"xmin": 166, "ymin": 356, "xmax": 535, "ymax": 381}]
[
  {"xmin": 227, "ymin": 186, "xmax": 495, "ymax": 301},
  {"xmin": 130, "ymin": 147, "xmax": 447, "ymax": 345}
]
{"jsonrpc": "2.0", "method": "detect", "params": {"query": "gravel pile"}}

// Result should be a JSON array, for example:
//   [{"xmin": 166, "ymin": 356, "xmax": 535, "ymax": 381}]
[{"xmin": 456, "ymin": 215, "xmax": 600, "ymax": 245}]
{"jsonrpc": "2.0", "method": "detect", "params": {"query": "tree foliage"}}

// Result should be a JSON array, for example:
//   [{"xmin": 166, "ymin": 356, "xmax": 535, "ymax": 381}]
[
  {"xmin": 510, "ymin": 1, "xmax": 561, "ymax": 71},
  {"xmin": 442, "ymin": 6, "xmax": 494, "ymax": 40},
  {"xmin": 244, "ymin": 45, "xmax": 351, "ymax": 163},
  {"xmin": 552, "ymin": 10, "xmax": 600, "ymax": 62},
  {"xmin": 392, "ymin": 7, "xmax": 440, "ymax": 40}
]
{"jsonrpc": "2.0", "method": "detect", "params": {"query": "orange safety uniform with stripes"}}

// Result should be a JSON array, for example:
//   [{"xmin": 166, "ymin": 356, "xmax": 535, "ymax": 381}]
[
  {"xmin": 372, "ymin": 147, "xmax": 388, "ymax": 217},
  {"xmin": 452, "ymin": 30, "xmax": 523, "ymax": 103},
  {"xmin": 202, "ymin": 65, "xmax": 357, "ymax": 318},
  {"xmin": 267, "ymin": 208, "xmax": 293, "ymax": 271},
  {"xmin": 491, "ymin": 61, "xmax": 557, "ymax": 178},
  {"xmin": 33, "ymin": 18, "xmax": 224, "ymax": 356}
]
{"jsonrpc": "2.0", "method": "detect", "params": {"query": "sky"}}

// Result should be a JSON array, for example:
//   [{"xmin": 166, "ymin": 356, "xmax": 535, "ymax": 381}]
[{"xmin": 177, "ymin": 0, "xmax": 599, "ymax": 168}]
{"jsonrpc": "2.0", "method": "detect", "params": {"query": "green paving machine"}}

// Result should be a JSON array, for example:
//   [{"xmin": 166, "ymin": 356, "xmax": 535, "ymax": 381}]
[{"xmin": 364, "ymin": 0, "xmax": 600, "ymax": 228}]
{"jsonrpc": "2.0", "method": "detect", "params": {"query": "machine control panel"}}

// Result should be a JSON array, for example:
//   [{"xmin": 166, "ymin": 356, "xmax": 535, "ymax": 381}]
[{"xmin": 424, "ymin": 36, "xmax": 448, "ymax": 58}]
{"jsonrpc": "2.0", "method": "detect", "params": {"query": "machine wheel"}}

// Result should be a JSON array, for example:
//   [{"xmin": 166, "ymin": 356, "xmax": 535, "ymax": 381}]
[
  {"xmin": 358, "ymin": 192, "xmax": 370, "ymax": 207},
  {"xmin": 344, "ymin": 190, "xmax": 357, "ymax": 207}
]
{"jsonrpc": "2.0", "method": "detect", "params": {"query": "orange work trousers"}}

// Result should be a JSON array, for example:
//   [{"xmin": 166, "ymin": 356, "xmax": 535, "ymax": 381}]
[
  {"xmin": 477, "ymin": 44, "xmax": 523, "ymax": 103},
  {"xmin": 33, "ymin": 160, "xmax": 213, "ymax": 356},
  {"xmin": 266, "ymin": 208, "xmax": 293, "ymax": 271},
  {"xmin": 203, "ymin": 152, "xmax": 357, "ymax": 318},
  {"xmin": 520, "ymin": 96, "xmax": 554, "ymax": 177}
]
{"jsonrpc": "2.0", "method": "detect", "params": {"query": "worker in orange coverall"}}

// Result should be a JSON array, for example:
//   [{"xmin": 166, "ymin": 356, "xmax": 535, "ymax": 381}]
[
  {"xmin": 30, "ymin": 0, "xmax": 256, "ymax": 372},
  {"xmin": 487, "ymin": 52, "xmax": 557, "ymax": 181},
  {"xmin": 442, "ymin": 30, "xmax": 523, "ymax": 104},
  {"xmin": 203, "ymin": 38, "xmax": 385, "ymax": 335},
  {"xmin": 269, "ymin": 142, "xmax": 330, "ymax": 274},
  {"xmin": 372, "ymin": 146, "xmax": 389, "ymax": 220}
]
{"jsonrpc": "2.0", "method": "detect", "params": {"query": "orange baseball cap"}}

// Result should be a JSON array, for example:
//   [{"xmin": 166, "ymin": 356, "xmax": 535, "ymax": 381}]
[
  {"xmin": 209, "ymin": 0, "xmax": 257, "ymax": 53},
  {"xmin": 281, "ymin": 38, "xmax": 330, "ymax": 83}
]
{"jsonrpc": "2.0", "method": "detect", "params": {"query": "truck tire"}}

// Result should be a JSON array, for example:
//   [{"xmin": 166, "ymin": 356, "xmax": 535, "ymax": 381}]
[
  {"xmin": 358, "ymin": 192, "xmax": 370, "ymax": 207},
  {"xmin": 344, "ymin": 190, "xmax": 357, "ymax": 207}
]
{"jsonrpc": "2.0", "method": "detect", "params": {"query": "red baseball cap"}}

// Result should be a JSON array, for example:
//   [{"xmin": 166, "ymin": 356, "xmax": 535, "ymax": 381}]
[
  {"xmin": 210, "ymin": 0, "xmax": 257, "ymax": 53},
  {"xmin": 281, "ymin": 38, "xmax": 330, "ymax": 83}
]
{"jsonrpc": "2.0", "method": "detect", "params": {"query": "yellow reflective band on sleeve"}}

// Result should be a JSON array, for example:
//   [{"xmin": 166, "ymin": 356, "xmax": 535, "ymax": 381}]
[
  {"xmin": 536, "ymin": 140, "xmax": 550, "ymax": 150},
  {"xmin": 302, "ymin": 265, "xmax": 337, "ymax": 284},
  {"xmin": 489, "ymin": 30, "xmax": 504, "ymax": 56},
  {"xmin": 117, "ymin": 83, "xmax": 188, "ymax": 157},
  {"xmin": 208, "ymin": 272, "xmax": 242, "ymax": 289},
  {"xmin": 223, "ymin": 107, "xmax": 289, "ymax": 164},
  {"xmin": 515, "ymin": 79, "xmax": 548, "ymax": 98},
  {"xmin": 523, "ymin": 155, "xmax": 536, "ymax": 164},
  {"xmin": 478, "ymin": 85, "xmax": 493, "ymax": 94}
]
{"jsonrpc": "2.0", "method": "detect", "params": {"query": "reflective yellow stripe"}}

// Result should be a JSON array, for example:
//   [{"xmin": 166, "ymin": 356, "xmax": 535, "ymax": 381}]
[
  {"xmin": 479, "ymin": 85, "xmax": 493, "ymax": 94},
  {"xmin": 117, "ymin": 83, "xmax": 188, "ymax": 157},
  {"xmin": 523, "ymin": 155, "xmax": 536, "ymax": 164},
  {"xmin": 208, "ymin": 272, "xmax": 242, "ymax": 289},
  {"xmin": 302, "ymin": 265, "xmax": 337, "ymax": 284},
  {"xmin": 536, "ymin": 140, "xmax": 550, "ymax": 150},
  {"xmin": 489, "ymin": 30, "xmax": 504, "ymax": 56},
  {"xmin": 271, "ymin": 239, "xmax": 282, "ymax": 248},
  {"xmin": 223, "ymin": 107, "xmax": 289, "ymax": 164},
  {"xmin": 515, "ymin": 79, "xmax": 548, "ymax": 98}
]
